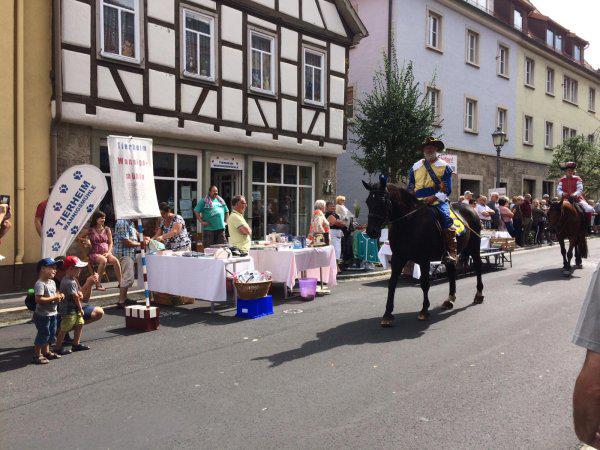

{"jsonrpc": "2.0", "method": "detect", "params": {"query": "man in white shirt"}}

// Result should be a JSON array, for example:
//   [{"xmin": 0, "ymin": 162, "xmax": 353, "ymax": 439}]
[{"xmin": 475, "ymin": 195, "xmax": 493, "ymax": 229}]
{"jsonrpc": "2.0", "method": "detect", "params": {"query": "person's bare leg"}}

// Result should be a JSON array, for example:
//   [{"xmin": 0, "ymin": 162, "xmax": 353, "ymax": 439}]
[
  {"xmin": 54, "ymin": 329, "xmax": 66, "ymax": 350},
  {"xmin": 108, "ymin": 255, "xmax": 122, "ymax": 286},
  {"xmin": 95, "ymin": 255, "xmax": 107, "ymax": 290},
  {"xmin": 72, "ymin": 324, "xmax": 83, "ymax": 346}
]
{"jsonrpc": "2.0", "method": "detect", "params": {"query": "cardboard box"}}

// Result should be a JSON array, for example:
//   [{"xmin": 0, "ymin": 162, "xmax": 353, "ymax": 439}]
[{"xmin": 125, "ymin": 305, "xmax": 160, "ymax": 331}]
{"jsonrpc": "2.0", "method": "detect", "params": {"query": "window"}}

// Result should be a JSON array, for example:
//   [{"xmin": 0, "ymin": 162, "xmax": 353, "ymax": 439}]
[
  {"xmin": 574, "ymin": 45, "xmax": 582, "ymax": 62},
  {"xmin": 563, "ymin": 76, "xmax": 578, "ymax": 104},
  {"xmin": 546, "ymin": 67, "xmax": 554, "ymax": 95},
  {"xmin": 562, "ymin": 126, "xmax": 577, "ymax": 142},
  {"xmin": 525, "ymin": 57, "xmax": 535, "ymax": 87},
  {"xmin": 303, "ymin": 48, "xmax": 325, "ymax": 105},
  {"xmin": 555, "ymin": 35, "xmax": 563, "ymax": 52},
  {"xmin": 542, "ymin": 181, "xmax": 554, "ymax": 197},
  {"xmin": 464, "ymin": 98, "xmax": 477, "ymax": 132},
  {"xmin": 474, "ymin": 0, "xmax": 487, "ymax": 10},
  {"xmin": 589, "ymin": 88, "xmax": 596, "ymax": 112},
  {"xmin": 427, "ymin": 86, "xmax": 441, "ymax": 124},
  {"xmin": 497, "ymin": 44, "xmax": 509, "ymax": 77},
  {"xmin": 466, "ymin": 30, "xmax": 479, "ymax": 66},
  {"xmin": 545, "ymin": 121, "xmax": 553, "ymax": 148},
  {"xmin": 346, "ymin": 85, "xmax": 355, "ymax": 119},
  {"xmin": 546, "ymin": 29, "xmax": 554, "ymax": 47},
  {"xmin": 251, "ymin": 160, "xmax": 314, "ymax": 239},
  {"xmin": 182, "ymin": 9, "xmax": 215, "ymax": 80},
  {"xmin": 523, "ymin": 115, "xmax": 533, "ymax": 145},
  {"xmin": 497, "ymin": 108, "xmax": 507, "ymax": 135},
  {"xmin": 427, "ymin": 10, "xmax": 442, "ymax": 51},
  {"xmin": 514, "ymin": 10, "xmax": 522, "ymax": 30},
  {"xmin": 250, "ymin": 30, "xmax": 275, "ymax": 94},
  {"xmin": 100, "ymin": 0, "xmax": 140, "ymax": 62}
]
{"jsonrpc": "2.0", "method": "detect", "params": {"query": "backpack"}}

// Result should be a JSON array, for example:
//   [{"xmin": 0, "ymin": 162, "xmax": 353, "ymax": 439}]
[{"xmin": 25, "ymin": 289, "xmax": 36, "ymax": 311}]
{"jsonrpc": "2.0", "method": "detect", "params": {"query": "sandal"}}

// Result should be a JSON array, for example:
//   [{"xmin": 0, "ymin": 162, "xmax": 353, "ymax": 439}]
[
  {"xmin": 33, "ymin": 355, "xmax": 50, "ymax": 365},
  {"xmin": 44, "ymin": 352, "xmax": 62, "ymax": 360},
  {"xmin": 95, "ymin": 284, "xmax": 107, "ymax": 291}
]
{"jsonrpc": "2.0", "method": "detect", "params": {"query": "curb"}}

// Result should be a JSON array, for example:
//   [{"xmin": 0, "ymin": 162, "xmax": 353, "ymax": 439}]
[{"xmin": 338, "ymin": 269, "xmax": 391, "ymax": 281}]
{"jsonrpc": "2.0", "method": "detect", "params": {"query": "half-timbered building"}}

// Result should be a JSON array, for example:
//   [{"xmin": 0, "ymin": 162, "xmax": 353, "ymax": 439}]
[{"xmin": 54, "ymin": 0, "xmax": 366, "ymax": 238}]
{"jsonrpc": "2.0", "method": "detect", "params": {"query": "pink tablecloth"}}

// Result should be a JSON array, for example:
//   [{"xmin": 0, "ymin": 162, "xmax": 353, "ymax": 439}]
[{"xmin": 249, "ymin": 246, "xmax": 337, "ymax": 290}]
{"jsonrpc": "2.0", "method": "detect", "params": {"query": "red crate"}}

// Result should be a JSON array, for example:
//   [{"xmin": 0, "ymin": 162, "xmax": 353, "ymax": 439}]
[{"xmin": 125, "ymin": 305, "xmax": 160, "ymax": 332}]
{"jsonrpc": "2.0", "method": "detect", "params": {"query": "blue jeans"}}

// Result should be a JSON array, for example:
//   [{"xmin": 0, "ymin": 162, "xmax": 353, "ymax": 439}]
[
  {"xmin": 33, "ymin": 314, "xmax": 57, "ymax": 346},
  {"xmin": 435, "ymin": 202, "xmax": 454, "ymax": 229}
]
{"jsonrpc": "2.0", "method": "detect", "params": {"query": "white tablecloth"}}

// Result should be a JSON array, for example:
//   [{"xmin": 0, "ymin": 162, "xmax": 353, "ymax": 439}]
[
  {"xmin": 250, "ymin": 246, "xmax": 337, "ymax": 290},
  {"xmin": 139, "ymin": 254, "xmax": 254, "ymax": 302}
]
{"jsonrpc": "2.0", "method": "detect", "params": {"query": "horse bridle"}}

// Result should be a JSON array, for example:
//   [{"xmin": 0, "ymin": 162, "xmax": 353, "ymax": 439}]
[{"xmin": 367, "ymin": 189, "xmax": 424, "ymax": 226}]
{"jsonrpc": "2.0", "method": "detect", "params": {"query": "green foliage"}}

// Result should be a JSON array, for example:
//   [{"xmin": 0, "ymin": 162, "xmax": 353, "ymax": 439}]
[
  {"xmin": 548, "ymin": 136, "xmax": 600, "ymax": 196},
  {"xmin": 349, "ymin": 42, "xmax": 437, "ymax": 184}
]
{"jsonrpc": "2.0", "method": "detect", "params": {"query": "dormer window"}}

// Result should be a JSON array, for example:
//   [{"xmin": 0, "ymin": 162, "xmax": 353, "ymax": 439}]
[
  {"xmin": 574, "ymin": 45, "xmax": 582, "ymax": 62},
  {"xmin": 546, "ymin": 30, "xmax": 563, "ymax": 52},
  {"xmin": 514, "ymin": 10, "xmax": 523, "ymax": 30},
  {"xmin": 546, "ymin": 29, "xmax": 554, "ymax": 47}
]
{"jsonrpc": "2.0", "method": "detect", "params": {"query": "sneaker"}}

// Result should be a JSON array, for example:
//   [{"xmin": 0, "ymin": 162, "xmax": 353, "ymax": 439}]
[
  {"xmin": 56, "ymin": 347, "xmax": 72, "ymax": 355},
  {"xmin": 71, "ymin": 343, "xmax": 90, "ymax": 352}
]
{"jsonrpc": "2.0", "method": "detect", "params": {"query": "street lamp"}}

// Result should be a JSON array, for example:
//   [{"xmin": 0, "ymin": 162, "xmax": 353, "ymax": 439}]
[{"xmin": 492, "ymin": 126, "xmax": 506, "ymax": 188}]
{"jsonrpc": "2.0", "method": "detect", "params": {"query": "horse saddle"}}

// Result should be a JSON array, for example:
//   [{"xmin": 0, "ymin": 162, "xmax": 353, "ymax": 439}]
[{"xmin": 425, "ymin": 205, "xmax": 467, "ymax": 237}]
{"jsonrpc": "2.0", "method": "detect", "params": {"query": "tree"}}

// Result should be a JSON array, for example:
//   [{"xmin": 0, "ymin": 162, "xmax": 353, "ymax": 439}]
[
  {"xmin": 548, "ymin": 135, "xmax": 600, "ymax": 196},
  {"xmin": 350, "ymin": 43, "xmax": 437, "ymax": 184}
]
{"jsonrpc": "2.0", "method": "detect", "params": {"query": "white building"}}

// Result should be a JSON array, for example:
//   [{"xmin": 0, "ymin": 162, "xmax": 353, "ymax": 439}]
[{"xmin": 54, "ymin": 0, "xmax": 366, "ymax": 239}]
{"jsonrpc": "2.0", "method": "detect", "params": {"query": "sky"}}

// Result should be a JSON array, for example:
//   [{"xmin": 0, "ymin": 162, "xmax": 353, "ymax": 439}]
[{"xmin": 532, "ymin": 0, "xmax": 600, "ymax": 69}]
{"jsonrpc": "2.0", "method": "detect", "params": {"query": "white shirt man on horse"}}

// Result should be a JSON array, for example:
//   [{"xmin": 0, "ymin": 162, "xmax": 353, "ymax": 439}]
[
  {"xmin": 406, "ymin": 137, "xmax": 457, "ymax": 264},
  {"xmin": 557, "ymin": 162, "xmax": 595, "ymax": 214}
]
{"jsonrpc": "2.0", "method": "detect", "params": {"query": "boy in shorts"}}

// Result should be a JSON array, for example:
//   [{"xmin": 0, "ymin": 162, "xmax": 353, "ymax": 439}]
[
  {"xmin": 54, "ymin": 256, "xmax": 98, "ymax": 355},
  {"xmin": 33, "ymin": 258, "xmax": 65, "ymax": 364}
]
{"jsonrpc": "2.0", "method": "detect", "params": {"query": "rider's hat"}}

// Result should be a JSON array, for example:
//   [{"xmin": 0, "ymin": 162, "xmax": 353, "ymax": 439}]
[
  {"xmin": 561, "ymin": 161, "xmax": 577, "ymax": 170},
  {"xmin": 418, "ymin": 136, "xmax": 445, "ymax": 151}
]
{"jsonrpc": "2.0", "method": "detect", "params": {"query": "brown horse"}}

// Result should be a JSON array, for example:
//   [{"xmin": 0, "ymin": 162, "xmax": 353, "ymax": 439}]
[{"xmin": 546, "ymin": 199, "xmax": 588, "ymax": 276}]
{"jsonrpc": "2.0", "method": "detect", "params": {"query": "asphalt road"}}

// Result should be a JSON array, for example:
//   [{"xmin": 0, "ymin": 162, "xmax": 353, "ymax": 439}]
[{"xmin": 2, "ymin": 240, "xmax": 600, "ymax": 449}]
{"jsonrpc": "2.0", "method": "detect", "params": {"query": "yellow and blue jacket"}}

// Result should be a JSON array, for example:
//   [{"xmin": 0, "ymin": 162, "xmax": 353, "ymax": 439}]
[{"xmin": 407, "ymin": 158, "xmax": 453, "ymax": 203}]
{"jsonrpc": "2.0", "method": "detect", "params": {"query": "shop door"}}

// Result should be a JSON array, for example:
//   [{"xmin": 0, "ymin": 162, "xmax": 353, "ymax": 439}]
[{"xmin": 211, "ymin": 169, "xmax": 242, "ymax": 210}]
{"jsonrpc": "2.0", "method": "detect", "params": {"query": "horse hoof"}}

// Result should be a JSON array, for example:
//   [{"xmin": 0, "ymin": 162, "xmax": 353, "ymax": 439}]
[
  {"xmin": 575, "ymin": 264, "xmax": 583, "ymax": 270},
  {"xmin": 563, "ymin": 270, "xmax": 572, "ymax": 277},
  {"xmin": 473, "ymin": 294, "xmax": 485, "ymax": 304},
  {"xmin": 380, "ymin": 317, "xmax": 394, "ymax": 328},
  {"xmin": 417, "ymin": 312, "xmax": 429, "ymax": 321},
  {"xmin": 441, "ymin": 300, "xmax": 454, "ymax": 310}
]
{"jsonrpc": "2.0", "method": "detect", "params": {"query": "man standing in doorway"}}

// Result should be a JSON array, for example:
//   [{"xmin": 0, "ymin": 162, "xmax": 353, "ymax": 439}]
[{"xmin": 194, "ymin": 185, "xmax": 229, "ymax": 248}]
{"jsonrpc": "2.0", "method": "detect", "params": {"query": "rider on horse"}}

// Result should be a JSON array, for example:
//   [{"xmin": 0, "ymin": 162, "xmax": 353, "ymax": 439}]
[
  {"xmin": 557, "ymin": 162, "xmax": 594, "ymax": 214},
  {"xmin": 407, "ymin": 137, "xmax": 457, "ymax": 264}
]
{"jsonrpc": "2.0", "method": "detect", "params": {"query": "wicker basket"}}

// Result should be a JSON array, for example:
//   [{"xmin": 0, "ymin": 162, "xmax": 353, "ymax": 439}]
[
  {"xmin": 490, "ymin": 237, "xmax": 516, "ymax": 251},
  {"xmin": 234, "ymin": 280, "xmax": 272, "ymax": 300}
]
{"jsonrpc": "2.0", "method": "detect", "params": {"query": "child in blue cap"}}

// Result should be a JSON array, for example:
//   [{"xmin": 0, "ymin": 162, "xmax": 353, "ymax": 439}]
[{"xmin": 33, "ymin": 258, "xmax": 65, "ymax": 364}]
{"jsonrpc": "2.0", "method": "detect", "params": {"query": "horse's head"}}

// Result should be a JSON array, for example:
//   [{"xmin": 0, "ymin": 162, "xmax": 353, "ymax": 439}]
[
  {"xmin": 362, "ymin": 179, "xmax": 390, "ymax": 240},
  {"xmin": 547, "ymin": 199, "xmax": 565, "ymax": 231}
]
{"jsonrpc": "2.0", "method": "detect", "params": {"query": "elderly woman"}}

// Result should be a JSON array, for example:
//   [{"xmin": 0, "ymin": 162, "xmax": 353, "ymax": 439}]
[
  {"xmin": 152, "ymin": 202, "xmax": 191, "ymax": 251},
  {"xmin": 308, "ymin": 199, "xmax": 330, "ymax": 246}
]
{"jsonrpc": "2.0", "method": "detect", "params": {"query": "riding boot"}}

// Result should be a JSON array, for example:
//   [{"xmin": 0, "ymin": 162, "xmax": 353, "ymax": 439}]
[{"xmin": 443, "ymin": 228, "xmax": 458, "ymax": 265}]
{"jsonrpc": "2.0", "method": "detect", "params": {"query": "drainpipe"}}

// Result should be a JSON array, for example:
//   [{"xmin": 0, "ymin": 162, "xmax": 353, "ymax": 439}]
[
  {"xmin": 51, "ymin": 0, "xmax": 62, "ymax": 184},
  {"xmin": 387, "ymin": 0, "xmax": 393, "ymax": 58},
  {"xmin": 14, "ymin": 0, "xmax": 25, "ymax": 266}
]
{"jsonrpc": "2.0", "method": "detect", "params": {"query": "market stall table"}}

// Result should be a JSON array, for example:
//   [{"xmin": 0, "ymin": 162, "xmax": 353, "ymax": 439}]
[
  {"xmin": 249, "ymin": 246, "xmax": 337, "ymax": 296},
  {"xmin": 138, "ymin": 254, "xmax": 254, "ymax": 313}
]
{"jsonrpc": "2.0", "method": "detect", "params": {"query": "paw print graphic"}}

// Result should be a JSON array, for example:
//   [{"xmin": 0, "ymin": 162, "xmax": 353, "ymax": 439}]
[
  {"xmin": 73, "ymin": 171, "xmax": 83, "ymax": 180},
  {"xmin": 70, "ymin": 225, "xmax": 80, "ymax": 235},
  {"xmin": 59, "ymin": 184, "xmax": 68, "ymax": 194},
  {"xmin": 52, "ymin": 242, "xmax": 61, "ymax": 252},
  {"xmin": 53, "ymin": 202, "xmax": 62, "ymax": 212},
  {"xmin": 86, "ymin": 204, "xmax": 95, "ymax": 213},
  {"xmin": 45, "ymin": 228, "xmax": 56, "ymax": 238}
]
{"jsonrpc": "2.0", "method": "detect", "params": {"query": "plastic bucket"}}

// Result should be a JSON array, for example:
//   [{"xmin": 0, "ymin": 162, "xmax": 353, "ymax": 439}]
[{"xmin": 299, "ymin": 278, "xmax": 318, "ymax": 301}]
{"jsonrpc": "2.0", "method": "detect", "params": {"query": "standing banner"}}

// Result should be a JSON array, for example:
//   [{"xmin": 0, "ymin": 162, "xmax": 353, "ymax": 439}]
[
  {"xmin": 107, "ymin": 136, "xmax": 160, "ymax": 219},
  {"xmin": 42, "ymin": 165, "xmax": 108, "ymax": 259}
]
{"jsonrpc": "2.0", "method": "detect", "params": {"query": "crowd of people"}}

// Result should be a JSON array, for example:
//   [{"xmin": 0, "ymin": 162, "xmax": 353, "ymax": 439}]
[{"xmin": 460, "ymin": 190, "xmax": 600, "ymax": 247}]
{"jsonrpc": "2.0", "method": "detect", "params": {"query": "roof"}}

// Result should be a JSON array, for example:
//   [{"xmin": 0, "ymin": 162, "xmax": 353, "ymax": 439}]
[{"xmin": 334, "ymin": 0, "xmax": 368, "ymax": 44}]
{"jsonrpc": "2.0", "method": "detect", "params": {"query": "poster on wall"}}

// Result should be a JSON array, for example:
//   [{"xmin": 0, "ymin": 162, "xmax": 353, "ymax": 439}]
[
  {"xmin": 488, "ymin": 187, "xmax": 507, "ymax": 198},
  {"xmin": 107, "ymin": 136, "xmax": 160, "ymax": 219},
  {"xmin": 437, "ymin": 153, "xmax": 458, "ymax": 174},
  {"xmin": 42, "ymin": 165, "xmax": 108, "ymax": 258}
]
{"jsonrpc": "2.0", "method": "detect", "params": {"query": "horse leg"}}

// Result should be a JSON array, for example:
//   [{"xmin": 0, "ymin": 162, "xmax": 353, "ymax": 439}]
[
  {"xmin": 564, "ymin": 239, "xmax": 575, "ymax": 276},
  {"xmin": 472, "ymin": 244, "xmax": 485, "ymax": 304},
  {"xmin": 418, "ymin": 262, "xmax": 431, "ymax": 321},
  {"xmin": 575, "ymin": 243, "xmax": 583, "ymax": 269},
  {"xmin": 442, "ymin": 262, "xmax": 457, "ymax": 310},
  {"xmin": 559, "ymin": 239, "xmax": 569, "ymax": 274},
  {"xmin": 381, "ymin": 255, "xmax": 404, "ymax": 327}
]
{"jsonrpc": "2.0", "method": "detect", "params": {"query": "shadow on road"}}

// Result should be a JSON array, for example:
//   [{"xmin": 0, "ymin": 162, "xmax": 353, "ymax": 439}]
[
  {"xmin": 0, "ymin": 346, "xmax": 32, "ymax": 372},
  {"xmin": 517, "ymin": 268, "xmax": 582, "ymax": 286},
  {"xmin": 254, "ymin": 303, "xmax": 476, "ymax": 367}
]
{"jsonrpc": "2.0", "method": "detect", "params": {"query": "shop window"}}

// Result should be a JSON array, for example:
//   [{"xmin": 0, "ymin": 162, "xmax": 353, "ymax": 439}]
[{"xmin": 251, "ymin": 161, "xmax": 314, "ymax": 239}]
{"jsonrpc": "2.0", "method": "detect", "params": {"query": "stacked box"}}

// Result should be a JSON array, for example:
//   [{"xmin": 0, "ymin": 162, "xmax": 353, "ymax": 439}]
[
  {"xmin": 125, "ymin": 305, "xmax": 160, "ymax": 331},
  {"xmin": 236, "ymin": 295, "xmax": 273, "ymax": 319}
]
